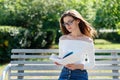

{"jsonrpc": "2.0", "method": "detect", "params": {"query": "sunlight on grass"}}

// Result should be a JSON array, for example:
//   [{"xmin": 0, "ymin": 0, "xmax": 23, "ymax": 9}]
[
  {"xmin": 94, "ymin": 39, "xmax": 120, "ymax": 49},
  {"xmin": 94, "ymin": 39, "xmax": 112, "ymax": 44},
  {"xmin": 95, "ymin": 44, "xmax": 120, "ymax": 49}
]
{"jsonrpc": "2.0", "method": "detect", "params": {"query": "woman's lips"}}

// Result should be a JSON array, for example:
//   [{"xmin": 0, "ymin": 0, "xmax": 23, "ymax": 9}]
[{"xmin": 67, "ymin": 27, "xmax": 72, "ymax": 30}]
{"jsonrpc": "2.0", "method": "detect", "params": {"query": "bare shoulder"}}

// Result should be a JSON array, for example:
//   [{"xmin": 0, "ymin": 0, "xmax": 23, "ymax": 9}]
[
  {"xmin": 82, "ymin": 36, "xmax": 93, "ymax": 43},
  {"xmin": 59, "ymin": 35, "xmax": 68, "ymax": 40},
  {"xmin": 59, "ymin": 34, "xmax": 93, "ymax": 43}
]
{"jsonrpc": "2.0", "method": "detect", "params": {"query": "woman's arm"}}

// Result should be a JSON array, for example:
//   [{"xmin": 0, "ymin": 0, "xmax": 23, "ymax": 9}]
[{"xmin": 65, "ymin": 64, "xmax": 84, "ymax": 70}]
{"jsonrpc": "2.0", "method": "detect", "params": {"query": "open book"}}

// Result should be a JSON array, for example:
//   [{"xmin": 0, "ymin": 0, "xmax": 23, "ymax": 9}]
[{"xmin": 49, "ymin": 52, "xmax": 80, "ymax": 65}]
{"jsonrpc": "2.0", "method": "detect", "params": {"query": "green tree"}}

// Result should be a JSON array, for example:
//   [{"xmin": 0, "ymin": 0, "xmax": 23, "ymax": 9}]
[{"xmin": 94, "ymin": 0, "xmax": 120, "ymax": 29}]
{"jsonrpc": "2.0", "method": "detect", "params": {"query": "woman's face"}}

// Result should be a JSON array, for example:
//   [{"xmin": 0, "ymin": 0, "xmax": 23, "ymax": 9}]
[{"xmin": 63, "ymin": 16, "xmax": 80, "ymax": 33}]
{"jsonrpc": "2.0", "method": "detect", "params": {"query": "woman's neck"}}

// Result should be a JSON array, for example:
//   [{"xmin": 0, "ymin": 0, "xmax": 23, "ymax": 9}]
[{"xmin": 70, "ymin": 31, "xmax": 83, "ymax": 38}]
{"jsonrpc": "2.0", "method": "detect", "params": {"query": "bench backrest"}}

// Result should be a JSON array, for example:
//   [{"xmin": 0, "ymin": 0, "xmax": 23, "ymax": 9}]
[{"xmin": 9, "ymin": 49, "xmax": 120, "ymax": 80}]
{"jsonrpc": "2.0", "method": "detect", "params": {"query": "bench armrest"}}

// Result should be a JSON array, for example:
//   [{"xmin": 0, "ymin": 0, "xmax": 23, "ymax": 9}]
[{"xmin": 1, "ymin": 64, "xmax": 11, "ymax": 80}]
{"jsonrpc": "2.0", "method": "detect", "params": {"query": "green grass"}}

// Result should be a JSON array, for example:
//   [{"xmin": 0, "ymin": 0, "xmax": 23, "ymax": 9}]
[{"xmin": 94, "ymin": 39, "xmax": 120, "ymax": 49}]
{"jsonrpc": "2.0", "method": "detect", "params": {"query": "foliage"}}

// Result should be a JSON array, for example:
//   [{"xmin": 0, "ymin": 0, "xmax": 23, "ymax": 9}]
[
  {"xmin": 20, "ymin": 28, "xmax": 55, "ymax": 49},
  {"xmin": 0, "ymin": 26, "xmax": 55, "ymax": 63},
  {"xmin": 0, "ymin": 0, "xmax": 120, "ymax": 30},
  {"xmin": 93, "ymin": 0, "xmax": 120, "ymax": 29},
  {"xmin": 0, "ymin": 26, "xmax": 23, "ymax": 63},
  {"xmin": 98, "ymin": 31, "xmax": 120, "ymax": 43},
  {"xmin": 0, "ymin": 0, "xmax": 96, "ymax": 40}
]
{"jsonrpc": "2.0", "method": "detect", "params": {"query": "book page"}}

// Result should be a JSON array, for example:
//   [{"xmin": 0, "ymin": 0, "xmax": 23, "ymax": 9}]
[
  {"xmin": 49, "ymin": 52, "xmax": 80, "ymax": 65},
  {"xmin": 49, "ymin": 54, "xmax": 63, "ymax": 64}
]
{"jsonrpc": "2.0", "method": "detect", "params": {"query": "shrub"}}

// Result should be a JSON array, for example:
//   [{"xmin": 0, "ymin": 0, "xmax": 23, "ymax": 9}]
[
  {"xmin": 97, "ymin": 30, "xmax": 120, "ymax": 43},
  {"xmin": 0, "ymin": 26, "xmax": 24, "ymax": 63},
  {"xmin": 0, "ymin": 26, "xmax": 55, "ymax": 63}
]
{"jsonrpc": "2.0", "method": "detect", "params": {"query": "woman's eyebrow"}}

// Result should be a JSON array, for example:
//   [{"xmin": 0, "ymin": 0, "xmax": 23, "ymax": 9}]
[{"xmin": 65, "ymin": 19, "xmax": 73, "ymax": 23}]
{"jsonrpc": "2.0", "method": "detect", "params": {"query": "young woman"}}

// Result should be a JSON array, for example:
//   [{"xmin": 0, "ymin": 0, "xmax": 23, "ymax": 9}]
[{"xmin": 55, "ymin": 9, "xmax": 96, "ymax": 80}]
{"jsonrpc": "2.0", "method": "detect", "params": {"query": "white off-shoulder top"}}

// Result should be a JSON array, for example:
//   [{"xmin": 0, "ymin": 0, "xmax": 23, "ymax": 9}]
[{"xmin": 58, "ymin": 39, "xmax": 95, "ymax": 70}]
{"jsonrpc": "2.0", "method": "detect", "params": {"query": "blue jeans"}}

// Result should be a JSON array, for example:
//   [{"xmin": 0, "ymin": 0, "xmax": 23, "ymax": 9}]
[{"xmin": 58, "ymin": 67, "xmax": 88, "ymax": 80}]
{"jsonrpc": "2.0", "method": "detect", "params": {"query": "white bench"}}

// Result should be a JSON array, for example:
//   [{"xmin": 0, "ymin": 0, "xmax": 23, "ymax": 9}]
[{"xmin": 1, "ymin": 49, "xmax": 120, "ymax": 80}]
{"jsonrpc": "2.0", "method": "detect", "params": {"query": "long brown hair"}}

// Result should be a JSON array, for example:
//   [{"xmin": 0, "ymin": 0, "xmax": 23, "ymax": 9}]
[{"xmin": 60, "ymin": 9, "xmax": 96, "ymax": 38}]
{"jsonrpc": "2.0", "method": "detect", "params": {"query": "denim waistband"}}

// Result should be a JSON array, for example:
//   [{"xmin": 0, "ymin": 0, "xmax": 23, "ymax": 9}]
[
  {"xmin": 63, "ymin": 67, "xmax": 87, "ymax": 72},
  {"xmin": 59, "ymin": 67, "xmax": 88, "ymax": 80}
]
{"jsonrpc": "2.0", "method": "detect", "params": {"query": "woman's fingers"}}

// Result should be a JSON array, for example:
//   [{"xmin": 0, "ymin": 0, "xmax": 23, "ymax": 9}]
[
  {"xmin": 65, "ymin": 64, "xmax": 76, "ymax": 70},
  {"xmin": 54, "ymin": 62, "xmax": 61, "ymax": 65}
]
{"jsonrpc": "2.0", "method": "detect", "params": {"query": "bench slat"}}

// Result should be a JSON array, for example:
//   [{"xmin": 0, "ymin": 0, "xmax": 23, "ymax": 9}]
[
  {"xmin": 10, "ymin": 65, "xmax": 120, "ymax": 70},
  {"xmin": 89, "ymin": 73, "xmax": 120, "ymax": 76},
  {"xmin": 10, "ymin": 79, "xmax": 118, "ymax": 80},
  {"xmin": 11, "ymin": 61, "xmax": 120, "ymax": 64},
  {"xmin": 10, "ymin": 78, "xmax": 57, "ymax": 80},
  {"xmin": 11, "ymin": 49, "xmax": 58, "ymax": 53},
  {"xmin": 95, "ymin": 56, "xmax": 120, "ymax": 59},
  {"xmin": 11, "ymin": 55, "xmax": 50, "ymax": 59},
  {"xmin": 11, "ymin": 55, "xmax": 120, "ymax": 59},
  {"xmin": 11, "ymin": 61, "xmax": 53, "ymax": 64},
  {"xmin": 10, "ymin": 66, "xmax": 62, "ymax": 70},
  {"xmin": 10, "ymin": 72, "xmax": 120, "ymax": 76},
  {"xmin": 93, "ymin": 66, "xmax": 120, "ymax": 70},
  {"xmin": 95, "ymin": 49, "xmax": 120, "ymax": 53},
  {"xmin": 12, "ymin": 49, "xmax": 120, "ymax": 53},
  {"xmin": 89, "ymin": 78, "xmax": 118, "ymax": 80},
  {"xmin": 10, "ymin": 73, "xmax": 59, "ymax": 76},
  {"xmin": 95, "ymin": 61, "xmax": 120, "ymax": 64}
]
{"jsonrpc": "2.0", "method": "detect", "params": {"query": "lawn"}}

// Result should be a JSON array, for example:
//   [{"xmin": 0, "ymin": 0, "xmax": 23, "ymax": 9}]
[{"xmin": 94, "ymin": 39, "xmax": 120, "ymax": 49}]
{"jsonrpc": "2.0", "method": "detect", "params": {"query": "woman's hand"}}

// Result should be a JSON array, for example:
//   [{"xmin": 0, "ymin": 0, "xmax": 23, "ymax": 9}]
[
  {"xmin": 65, "ymin": 64, "xmax": 84, "ymax": 70},
  {"xmin": 54, "ymin": 62, "xmax": 61, "ymax": 65}
]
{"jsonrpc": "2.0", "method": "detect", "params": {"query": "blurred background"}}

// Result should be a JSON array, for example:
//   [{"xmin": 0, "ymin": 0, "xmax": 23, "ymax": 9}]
[{"xmin": 0, "ymin": 0, "xmax": 120, "ymax": 74}]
